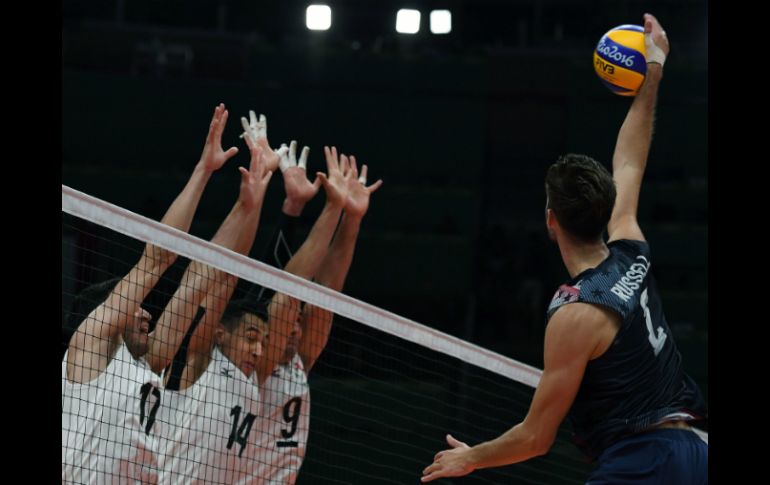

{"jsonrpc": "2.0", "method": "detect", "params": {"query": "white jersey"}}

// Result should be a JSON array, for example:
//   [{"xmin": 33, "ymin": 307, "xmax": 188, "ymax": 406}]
[
  {"xmin": 252, "ymin": 354, "xmax": 311, "ymax": 484},
  {"xmin": 61, "ymin": 343, "xmax": 163, "ymax": 484},
  {"xmin": 158, "ymin": 347, "xmax": 262, "ymax": 485}
]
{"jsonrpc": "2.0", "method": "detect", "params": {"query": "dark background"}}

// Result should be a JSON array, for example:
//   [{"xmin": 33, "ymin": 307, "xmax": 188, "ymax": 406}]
[{"xmin": 62, "ymin": 1, "xmax": 707, "ymax": 481}]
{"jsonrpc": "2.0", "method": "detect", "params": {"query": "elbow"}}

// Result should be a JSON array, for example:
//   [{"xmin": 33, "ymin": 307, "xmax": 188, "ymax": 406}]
[
  {"xmin": 517, "ymin": 424, "xmax": 552, "ymax": 458},
  {"xmin": 533, "ymin": 443, "xmax": 551, "ymax": 458},
  {"xmin": 531, "ymin": 434, "xmax": 554, "ymax": 457}
]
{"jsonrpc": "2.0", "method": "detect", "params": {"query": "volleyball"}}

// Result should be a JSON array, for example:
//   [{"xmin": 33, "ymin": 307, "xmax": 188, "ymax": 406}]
[{"xmin": 593, "ymin": 24, "xmax": 647, "ymax": 96}]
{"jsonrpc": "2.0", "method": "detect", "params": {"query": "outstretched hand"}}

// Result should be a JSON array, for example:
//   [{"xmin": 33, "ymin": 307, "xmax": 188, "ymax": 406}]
[
  {"xmin": 199, "ymin": 103, "xmax": 239, "ymax": 172},
  {"xmin": 421, "ymin": 434, "xmax": 475, "ymax": 482},
  {"xmin": 643, "ymin": 13, "xmax": 669, "ymax": 66},
  {"xmin": 343, "ymin": 155, "xmax": 382, "ymax": 219},
  {"xmin": 279, "ymin": 140, "xmax": 322, "ymax": 216},
  {"xmin": 240, "ymin": 110, "xmax": 281, "ymax": 172},
  {"xmin": 238, "ymin": 134, "xmax": 273, "ymax": 210},
  {"xmin": 316, "ymin": 146, "xmax": 351, "ymax": 208}
]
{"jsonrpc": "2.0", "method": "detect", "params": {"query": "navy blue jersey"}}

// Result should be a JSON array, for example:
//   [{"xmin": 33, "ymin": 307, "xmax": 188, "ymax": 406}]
[{"xmin": 546, "ymin": 239, "xmax": 706, "ymax": 461}]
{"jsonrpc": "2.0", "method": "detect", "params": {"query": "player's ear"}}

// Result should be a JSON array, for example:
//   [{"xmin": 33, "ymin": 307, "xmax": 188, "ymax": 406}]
[
  {"xmin": 546, "ymin": 208, "xmax": 558, "ymax": 228},
  {"xmin": 214, "ymin": 323, "xmax": 226, "ymax": 345}
]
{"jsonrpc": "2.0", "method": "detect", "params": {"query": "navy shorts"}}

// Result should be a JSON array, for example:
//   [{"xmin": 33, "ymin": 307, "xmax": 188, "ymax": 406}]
[{"xmin": 586, "ymin": 429, "xmax": 708, "ymax": 484}]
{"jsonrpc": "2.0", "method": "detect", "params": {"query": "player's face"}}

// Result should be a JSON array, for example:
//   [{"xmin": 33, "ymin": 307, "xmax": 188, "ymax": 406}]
[
  {"xmin": 280, "ymin": 317, "xmax": 302, "ymax": 364},
  {"xmin": 221, "ymin": 312, "xmax": 265, "ymax": 378},
  {"xmin": 123, "ymin": 306, "xmax": 152, "ymax": 357}
]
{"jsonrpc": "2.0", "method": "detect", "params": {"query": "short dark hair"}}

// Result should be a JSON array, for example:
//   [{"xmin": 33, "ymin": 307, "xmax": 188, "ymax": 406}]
[
  {"xmin": 545, "ymin": 154, "xmax": 616, "ymax": 242},
  {"xmin": 221, "ymin": 298, "xmax": 269, "ymax": 332},
  {"xmin": 65, "ymin": 277, "xmax": 121, "ymax": 331}
]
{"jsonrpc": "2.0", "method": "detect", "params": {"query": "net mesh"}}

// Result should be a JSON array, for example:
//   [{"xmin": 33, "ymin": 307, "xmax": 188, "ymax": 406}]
[{"xmin": 63, "ymin": 184, "xmax": 615, "ymax": 484}]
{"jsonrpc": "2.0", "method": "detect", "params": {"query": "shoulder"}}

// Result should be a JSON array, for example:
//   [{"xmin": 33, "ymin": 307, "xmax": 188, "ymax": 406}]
[
  {"xmin": 608, "ymin": 239, "xmax": 651, "ymax": 261},
  {"xmin": 550, "ymin": 302, "xmax": 615, "ymax": 328},
  {"xmin": 548, "ymin": 303, "xmax": 620, "ymax": 359}
]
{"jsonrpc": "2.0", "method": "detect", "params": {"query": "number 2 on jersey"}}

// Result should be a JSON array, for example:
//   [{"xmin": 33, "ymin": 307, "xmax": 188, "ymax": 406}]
[{"xmin": 640, "ymin": 288, "xmax": 667, "ymax": 356}]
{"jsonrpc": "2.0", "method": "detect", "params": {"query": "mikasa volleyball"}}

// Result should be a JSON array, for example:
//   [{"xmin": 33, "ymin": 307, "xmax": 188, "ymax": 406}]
[{"xmin": 594, "ymin": 24, "xmax": 647, "ymax": 96}]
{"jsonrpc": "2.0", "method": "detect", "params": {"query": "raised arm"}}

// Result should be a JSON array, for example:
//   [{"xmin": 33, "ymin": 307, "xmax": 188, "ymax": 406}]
[
  {"xmin": 148, "ymin": 103, "xmax": 240, "ymax": 264},
  {"xmin": 254, "ymin": 139, "xmax": 321, "ymax": 274},
  {"xmin": 147, "ymin": 132, "xmax": 273, "ymax": 374},
  {"xmin": 255, "ymin": 145, "xmax": 350, "ymax": 384},
  {"xmin": 607, "ymin": 14, "xmax": 669, "ymax": 242},
  {"xmin": 298, "ymin": 156, "xmax": 382, "ymax": 372},
  {"xmin": 66, "ymin": 103, "xmax": 236, "ymax": 383}
]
